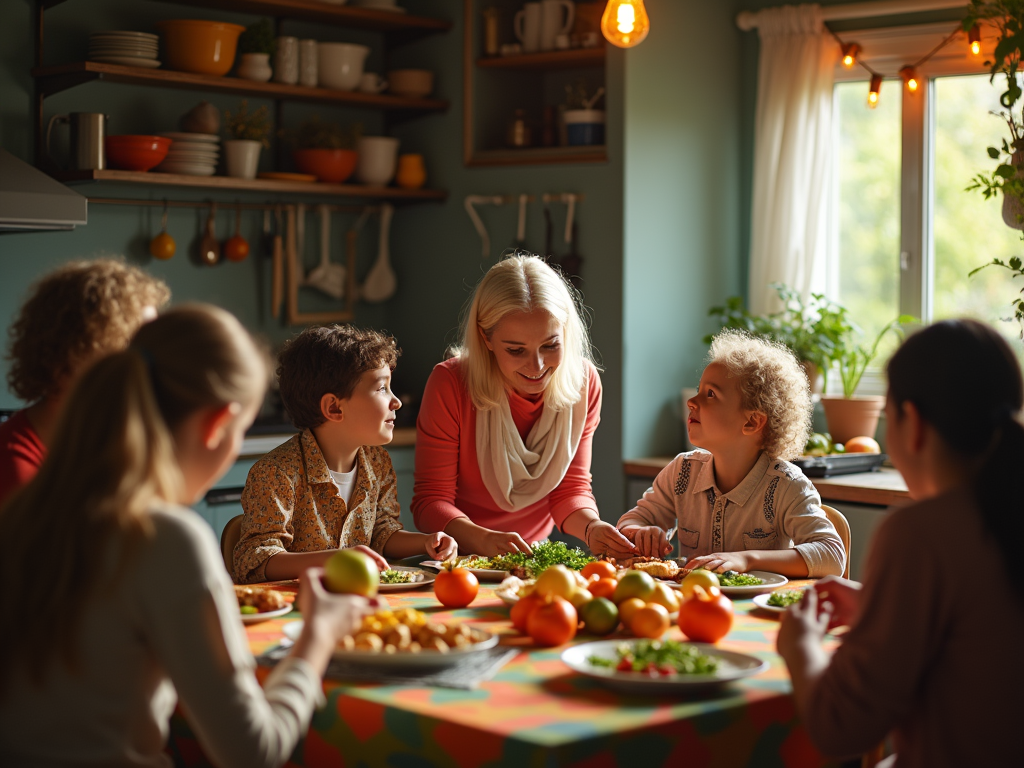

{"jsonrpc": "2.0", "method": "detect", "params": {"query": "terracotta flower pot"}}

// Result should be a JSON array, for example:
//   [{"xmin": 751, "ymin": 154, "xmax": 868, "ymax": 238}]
[
  {"xmin": 819, "ymin": 395, "xmax": 885, "ymax": 445},
  {"xmin": 293, "ymin": 148, "xmax": 357, "ymax": 183}
]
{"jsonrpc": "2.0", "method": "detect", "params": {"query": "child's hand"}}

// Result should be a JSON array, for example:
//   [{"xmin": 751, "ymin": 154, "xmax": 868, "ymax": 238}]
[
  {"xmin": 346, "ymin": 544, "xmax": 389, "ymax": 572},
  {"xmin": 777, "ymin": 587, "xmax": 830, "ymax": 661},
  {"xmin": 425, "ymin": 532, "xmax": 458, "ymax": 562},
  {"xmin": 685, "ymin": 551, "xmax": 751, "ymax": 573},
  {"xmin": 631, "ymin": 525, "xmax": 672, "ymax": 558},
  {"xmin": 813, "ymin": 575, "xmax": 862, "ymax": 630}
]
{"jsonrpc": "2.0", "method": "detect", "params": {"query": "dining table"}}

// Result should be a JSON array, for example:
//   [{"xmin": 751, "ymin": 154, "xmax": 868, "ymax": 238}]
[{"xmin": 167, "ymin": 575, "xmax": 840, "ymax": 768}]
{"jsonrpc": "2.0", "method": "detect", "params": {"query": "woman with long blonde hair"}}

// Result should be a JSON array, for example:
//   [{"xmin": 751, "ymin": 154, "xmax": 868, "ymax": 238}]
[
  {"xmin": 0, "ymin": 305, "xmax": 368, "ymax": 768},
  {"xmin": 412, "ymin": 254, "xmax": 635, "ymax": 557}
]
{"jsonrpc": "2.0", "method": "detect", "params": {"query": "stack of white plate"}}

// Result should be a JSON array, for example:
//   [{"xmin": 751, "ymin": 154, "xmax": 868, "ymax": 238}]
[
  {"xmin": 156, "ymin": 133, "xmax": 219, "ymax": 176},
  {"xmin": 88, "ymin": 31, "xmax": 160, "ymax": 68}
]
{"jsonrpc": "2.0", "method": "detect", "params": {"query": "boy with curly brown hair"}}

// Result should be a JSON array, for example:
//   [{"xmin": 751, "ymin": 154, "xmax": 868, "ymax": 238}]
[
  {"xmin": 617, "ymin": 330, "xmax": 845, "ymax": 577},
  {"xmin": 0, "ymin": 260, "xmax": 170, "ymax": 506},
  {"xmin": 233, "ymin": 324, "xmax": 457, "ymax": 583}
]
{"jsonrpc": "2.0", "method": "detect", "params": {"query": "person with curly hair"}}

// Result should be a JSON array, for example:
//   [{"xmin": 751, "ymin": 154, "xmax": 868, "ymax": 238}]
[
  {"xmin": 233, "ymin": 324, "xmax": 456, "ymax": 584},
  {"xmin": 617, "ymin": 330, "xmax": 845, "ymax": 577},
  {"xmin": 0, "ymin": 260, "xmax": 170, "ymax": 506}
]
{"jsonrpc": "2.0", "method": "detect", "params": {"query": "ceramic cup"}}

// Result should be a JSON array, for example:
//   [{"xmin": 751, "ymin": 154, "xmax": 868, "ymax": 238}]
[
  {"xmin": 540, "ymin": 0, "xmax": 574, "ymax": 52},
  {"xmin": 359, "ymin": 72, "xmax": 388, "ymax": 94},
  {"xmin": 514, "ymin": 2, "xmax": 542, "ymax": 53},
  {"xmin": 318, "ymin": 42, "xmax": 370, "ymax": 90},
  {"xmin": 356, "ymin": 136, "xmax": 399, "ymax": 185},
  {"xmin": 273, "ymin": 36, "xmax": 299, "ymax": 84},
  {"xmin": 299, "ymin": 39, "xmax": 318, "ymax": 87}
]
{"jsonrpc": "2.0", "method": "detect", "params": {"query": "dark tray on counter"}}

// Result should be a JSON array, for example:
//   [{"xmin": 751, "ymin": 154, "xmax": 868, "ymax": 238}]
[{"xmin": 792, "ymin": 453, "xmax": 887, "ymax": 478}]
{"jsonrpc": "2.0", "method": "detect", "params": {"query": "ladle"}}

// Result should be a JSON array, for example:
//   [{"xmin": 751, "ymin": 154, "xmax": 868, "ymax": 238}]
[{"xmin": 199, "ymin": 202, "xmax": 220, "ymax": 266}]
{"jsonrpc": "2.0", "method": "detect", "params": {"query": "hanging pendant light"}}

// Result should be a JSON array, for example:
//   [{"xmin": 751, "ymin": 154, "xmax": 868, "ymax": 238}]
[
  {"xmin": 868, "ymin": 74, "xmax": 883, "ymax": 108},
  {"xmin": 900, "ymin": 66, "xmax": 919, "ymax": 93},
  {"xmin": 601, "ymin": 0, "xmax": 650, "ymax": 49},
  {"xmin": 968, "ymin": 24, "xmax": 982, "ymax": 56}
]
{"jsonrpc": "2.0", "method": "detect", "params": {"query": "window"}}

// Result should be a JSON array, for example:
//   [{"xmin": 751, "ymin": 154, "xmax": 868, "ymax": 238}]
[{"xmin": 828, "ymin": 23, "xmax": 1024, "ymax": 393}]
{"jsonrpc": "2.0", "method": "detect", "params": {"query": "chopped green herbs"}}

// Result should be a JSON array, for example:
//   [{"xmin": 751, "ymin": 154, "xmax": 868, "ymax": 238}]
[
  {"xmin": 589, "ymin": 640, "xmax": 720, "ymax": 676},
  {"xmin": 766, "ymin": 590, "xmax": 804, "ymax": 608},
  {"xmin": 718, "ymin": 570, "xmax": 764, "ymax": 587},
  {"xmin": 380, "ymin": 569, "xmax": 413, "ymax": 584},
  {"xmin": 459, "ymin": 541, "xmax": 594, "ymax": 578}
]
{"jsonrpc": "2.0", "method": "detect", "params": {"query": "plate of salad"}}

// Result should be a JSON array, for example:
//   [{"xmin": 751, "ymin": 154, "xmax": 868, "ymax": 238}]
[
  {"xmin": 377, "ymin": 566, "xmax": 435, "ymax": 593},
  {"xmin": 752, "ymin": 589, "xmax": 806, "ymax": 614},
  {"xmin": 673, "ymin": 569, "xmax": 788, "ymax": 597},
  {"xmin": 422, "ymin": 541, "xmax": 595, "ymax": 582},
  {"xmin": 562, "ymin": 638, "xmax": 768, "ymax": 694}
]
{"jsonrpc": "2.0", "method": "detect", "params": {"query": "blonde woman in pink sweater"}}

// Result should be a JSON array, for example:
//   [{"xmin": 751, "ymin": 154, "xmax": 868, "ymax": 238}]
[
  {"xmin": 778, "ymin": 319, "xmax": 1024, "ymax": 767},
  {"xmin": 412, "ymin": 254, "xmax": 636, "ymax": 558}
]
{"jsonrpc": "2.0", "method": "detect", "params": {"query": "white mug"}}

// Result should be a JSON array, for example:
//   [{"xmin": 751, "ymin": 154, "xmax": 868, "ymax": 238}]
[
  {"xmin": 359, "ymin": 72, "xmax": 388, "ymax": 94},
  {"xmin": 540, "ymin": 0, "xmax": 574, "ymax": 52},
  {"xmin": 356, "ymin": 136, "xmax": 400, "ymax": 186},
  {"xmin": 274, "ymin": 36, "xmax": 299, "ymax": 84},
  {"xmin": 299, "ymin": 39, "xmax": 318, "ymax": 87},
  {"xmin": 514, "ymin": 2, "xmax": 543, "ymax": 54}
]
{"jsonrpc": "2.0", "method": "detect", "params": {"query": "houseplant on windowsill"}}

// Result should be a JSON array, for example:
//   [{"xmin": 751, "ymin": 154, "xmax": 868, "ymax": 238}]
[
  {"xmin": 819, "ymin": 315, "xmax": 915, "ymax": 444},
  {"xmin": 223, "ymin": 101, "xmax": 271, "ymax": 179},
  {"xmin": 288, "ymin": 117, "xmax": 361, "ymax": 183}
]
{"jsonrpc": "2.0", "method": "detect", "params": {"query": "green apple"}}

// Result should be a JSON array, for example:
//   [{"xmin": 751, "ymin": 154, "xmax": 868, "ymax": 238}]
[{"xmin": 324, "ymin": 549, "xmax": 380, "ymax": 596}]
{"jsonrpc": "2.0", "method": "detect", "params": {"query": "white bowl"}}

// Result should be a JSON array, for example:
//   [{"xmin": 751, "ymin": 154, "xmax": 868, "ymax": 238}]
[
  {"xmin": 387, "ymin": 68, "xmax": 433, "ymax": 97},
  {"xmin": 356, "ymin": 136, "xmax": 399, "ymax": 185},
  {"xmin": 317, "ymin": 43, "xmax": 370, "ymax": 90}
]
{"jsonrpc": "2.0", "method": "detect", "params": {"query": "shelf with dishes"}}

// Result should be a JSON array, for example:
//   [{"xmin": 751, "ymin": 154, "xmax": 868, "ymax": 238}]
[
  {"xmin": 476, "ymin": 46, "xmax": 606, "ymax": 72},
  {"xmin": 32, "ymin": 61, "xmax": 449, "ymax": 115}
]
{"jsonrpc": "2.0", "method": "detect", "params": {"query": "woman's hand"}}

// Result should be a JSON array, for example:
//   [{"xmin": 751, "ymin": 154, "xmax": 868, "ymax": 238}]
[
  {"xmin": 619, "ymin": 525, "xmax": 668, "ymax": 558},
  {"xmin": 590, "ymin": 523, "xmax": 640, "ymax": 557},
  {"xmin": 425, "ymin": 532, "xmax": 458, "ymax": 562},
  {"xmin": 293, "ymin": 567, "xmax": 373, "ymax": 672},
  {"xmin": 346, "ymin": 544, "xmax": 389, "ymax": 572},
  {"xmin": 684, "ymin": 551, "xmax": 751, "ymax": 573},
  {"xmin": 777, "ymin": 587, "xmax": 831, "ymax": 661},
  {"xmin": 813, "ymin": 575, "xmax": 863, "ymax": 630},
  {"xmin": 444, "ymin": 518, "xmax": 532, "ymax": 556}
]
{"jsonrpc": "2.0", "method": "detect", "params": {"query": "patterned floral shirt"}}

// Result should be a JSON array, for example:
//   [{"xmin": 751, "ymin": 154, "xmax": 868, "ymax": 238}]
[
  {"xmin": 233, "ymin": 429, "xmax": 403, "ymax": 583},
  {"xmin": 617, "ymin": 449, "xmax": 845, "ymax": 578}
]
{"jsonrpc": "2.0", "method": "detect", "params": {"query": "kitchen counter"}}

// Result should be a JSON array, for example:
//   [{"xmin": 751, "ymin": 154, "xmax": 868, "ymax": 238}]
[{"xmin": 624, "ymin": 457, "xmax": 909, "ymax": 508}]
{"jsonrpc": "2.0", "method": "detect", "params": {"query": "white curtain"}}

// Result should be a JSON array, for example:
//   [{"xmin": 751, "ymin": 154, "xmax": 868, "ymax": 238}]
[{"xmin": 748, "ymin": 4, "xmax": 838, "ymax": 314}]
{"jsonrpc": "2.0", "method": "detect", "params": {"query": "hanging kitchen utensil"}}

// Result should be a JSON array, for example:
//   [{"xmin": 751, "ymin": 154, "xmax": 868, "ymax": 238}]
[
  {"xmin": 464, "ymin": 195, "xmax": 505, "ymax": 257},
  {"xmin": 199, "ymin": 202, "xmax": 220, "ymax": 266},
  {"xmin": 271, "ymin": 205, "xmax": 284, "ymax": 319},
  {"xmin": 149, "ymin": 199, "xmax": 175, "ymax": 260},
  {"xmin": 561, "ymin": 219, "xmax": 583, "ymax": 290},
  {"xmin": 514, "ymin": 192, "xmax": 528, "ymax": 251},
  {"xmin": 224, "ymin": 202, "xmax": 250, "ymax": 262},
  {"xmin": 543, "ymin": 201, "xmax": 553, "ymax": 262},
  {"xmin": 295, "ymin": 203, "xmax": 306, "ymax": 265},
  {"xmin": 304, "ymin": 204, "xmax": 347, "ymax": 299},
  {"xmin": 262, "ymin": 208, "xmax": 274, "ymax": 255},
  {"xmin": 362, "ymin": 203, "xmax": 396, "ymax": 302}
]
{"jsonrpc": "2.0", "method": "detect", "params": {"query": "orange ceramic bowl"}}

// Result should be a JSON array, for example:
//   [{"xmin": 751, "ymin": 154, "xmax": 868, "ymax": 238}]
[
  {"xmin": 105, "ymin": 135, "xmax": 172, "ymax": 171},
  {"xmin": 156, "ymin": 19, "xmax": 244, "ymax": 76},
  {"xmin": 293, "ymin": 149, "xmax": 358, "ymax": 183}
]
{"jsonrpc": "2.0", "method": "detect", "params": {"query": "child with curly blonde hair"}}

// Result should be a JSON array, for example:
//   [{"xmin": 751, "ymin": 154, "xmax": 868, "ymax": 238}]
[
  {"xmin": 1, "ymin": 260, "xmax": 170, "ymax": 506},
  {"xmin": 617, "ymin": 330, "xmax": 845, "ymax": 577}
]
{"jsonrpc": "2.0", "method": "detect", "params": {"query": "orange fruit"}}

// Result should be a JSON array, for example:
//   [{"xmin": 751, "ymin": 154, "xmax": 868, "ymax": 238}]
[
  {"xmin": 630, "ymin": 603, "xmax": 671, "ymax": 639},
  {"xmin": 845, "ymin": 436, "xmax": 881, "ymax": 453},
  {"xmin": 589, "ymin": 577, "xmax": 618, "ymax": 600},
  {"xmin": 680, "ymin": 569, "xmax": 720, "ymax": 600},
  {"xmin": 581, "ymin": 560, "xmax": 617, "ymax": 581},
  {"xmin": 617, "ymin": 597, "xmax": 647, "ymax": 626}
]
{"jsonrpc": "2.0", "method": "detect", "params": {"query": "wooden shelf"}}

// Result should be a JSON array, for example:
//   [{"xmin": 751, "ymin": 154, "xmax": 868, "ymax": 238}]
[
  {"xmin": 476, "ymin": 47, "xmax": 606, "ymax": 72},
  {"xmin": 33, "ymin": 62, "xmax": 448, "ymax": 115},
  {"xmin": 45, "ymin": 0, "xmax": 452, "ymax": 40},
  {"xmin": 53, "ymin": 169, "xmax": 447, "ymax": 201},
  {"xmin": 467, "ymin": 145, "xmax": 607, "ymax": 167}
]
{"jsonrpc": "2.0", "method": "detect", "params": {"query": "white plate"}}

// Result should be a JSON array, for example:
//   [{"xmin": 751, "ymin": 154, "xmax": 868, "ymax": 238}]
[
  {"xmin": 561, "ymin": 639, "xmax": 768, "ymax": 694},
  {"xmin": 378, "ymin": 566, "xmax": 435, "ymax": 593},
  {"xmin": 669, "ymin": 570, "xmax": 788, "ymax": 597},
  {"xmin": 282, "ymin": 620, "xmax": 499, "ymax": 668},
  {"xmin": 420, "ymin": 559, "xmax": 509, "ymax": 582},
  {"xmin": 751, "ymin": 589, "xmax": 807, "ymax": 614},
  {"xmin": 91, "ymin": 56, "xmax": 161, "ymax": 68},
  {"xmin": 89, "ymin": 45, "xmax": 159, "ymax": 54},
  {"xmin": 240, "ymin": 605, "xmax": 293, "ymax": 624},
  {"xmin": 155, "ymin": 163, "xmax": 216, "ymax": 176},
  {"xmin": 161, "ymin": 132, "xmax": 219, "ymax": 143},
  {"xmin": 165, "ymin": 151, "xmax": 220, "ymax": 162},
  {"xmin": 91, "ymin": 30, "xmax": 159, "ymax": 40}
]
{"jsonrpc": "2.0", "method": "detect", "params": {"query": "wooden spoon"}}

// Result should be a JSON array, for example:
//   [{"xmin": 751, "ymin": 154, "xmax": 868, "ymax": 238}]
[{"xmin": 199, "ymin": 202, "xmax": 220, "ymax": 266}]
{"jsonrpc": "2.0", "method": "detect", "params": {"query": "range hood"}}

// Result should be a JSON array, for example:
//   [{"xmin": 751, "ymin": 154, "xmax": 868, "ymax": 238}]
[{"xmin": 0, "ymin": 150, "xmax": 88, "ymax": 232}]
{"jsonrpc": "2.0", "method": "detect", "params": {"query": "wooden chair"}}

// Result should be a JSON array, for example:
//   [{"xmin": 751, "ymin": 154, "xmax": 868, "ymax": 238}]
[
  {"xmin": 820, "ymin": 504, "xmax": 851, "ymax": 580},
  {"xmin": 220, "ymin": 514, "xmax": 243, "ymax": 575}
]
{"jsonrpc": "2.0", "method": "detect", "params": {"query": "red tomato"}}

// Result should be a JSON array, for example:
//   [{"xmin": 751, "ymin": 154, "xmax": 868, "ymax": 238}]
[
  {"xmin": 581, "ymin": 560, "xmax": 617, "ymax": 581},
  {"xmin": 434, "ymin": 567, "xmax": 479, "ymax": 608},
  {"xmin": 526, "ymin": 595, "xmax": 578, "ymax": 647},
  {"xmin": 677, "ymin": 587, "xmax": 733, "ymax": 643},
  {"xmin": 589, "ymin": 577, "xmax": 618, "ymax": 600},
  {"xmin": 510, "ymin": 592, "xmax": 544, "ymax": 632}
]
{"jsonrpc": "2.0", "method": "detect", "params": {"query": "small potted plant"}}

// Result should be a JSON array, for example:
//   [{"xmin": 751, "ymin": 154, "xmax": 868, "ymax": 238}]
[
  {"xmin": 236, "ymin": 19, "xmax": 276, "ymax": 82},
  {"xmin": 289, "ymin": 116, "xmax": 361, "ymax": 183},
  {"xmin": 819, "ymin": 315, "xmax": 915, "ymax": 444},
  {"xmin": 223, "ymin": 100, "xmax": 271, "ymax": 179}
]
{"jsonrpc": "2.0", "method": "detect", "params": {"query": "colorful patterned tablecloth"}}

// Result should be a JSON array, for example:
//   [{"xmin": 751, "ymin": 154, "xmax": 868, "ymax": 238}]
[{"xmin": 169, "ymin": 580, "xmax": 838, "ymax": 768}]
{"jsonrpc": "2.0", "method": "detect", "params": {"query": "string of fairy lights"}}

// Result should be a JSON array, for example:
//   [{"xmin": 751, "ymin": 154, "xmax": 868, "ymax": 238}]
[{"xmin": 834, "ymin": 22, "xmax": 984, "ymax": 108}]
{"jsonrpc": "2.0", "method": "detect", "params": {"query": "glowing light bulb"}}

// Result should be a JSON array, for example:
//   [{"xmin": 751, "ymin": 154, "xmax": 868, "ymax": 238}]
[
  {"xmin": 900, "ymin": 66, "xmax": 919, "ymax": 93},
  {"xmin": 601, "ymin": 0, "xmax": 650, "ymax": 49},
  {"xmin": 968, "ymin": 24, "xmax": 982, "ymax": 56},
  {"xmin": 841, "ymin": 43, "xmax": 861, "ymax": 69},
  {"xmin": 868, "ymin": 74, "xmax": 882, "ymax": 109}
]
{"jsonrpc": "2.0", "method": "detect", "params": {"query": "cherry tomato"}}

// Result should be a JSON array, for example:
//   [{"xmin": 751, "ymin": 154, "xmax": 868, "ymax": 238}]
[
  {"xmin": 510, "ymin": 592, "xmax": 544, "ymax": 632},
  {"xmin": 581, "ymin": 560, "xmax": 617, "ymax": 581},
  {"xmin": 434, "ymin": 566, "xmax": 479, "ymax": 608},
  {"xmin": 589, "ymin": 577, "xmax": 618, "ymax": 600},
  {"xmin": 616, "ymin": 658, "xmax": 633, "ymax": 672},
  {"xmin": 149, "ymin": 231, "xmax": 176, "ymax": 260},
  {"xmin": 526, "ymin": 595, "xmax": 578, "ymax": 647},
  {"xmin": 630, "ymin": 603, "xmax": 670, "ymax": 639},
  {"xmin": 224, "ymin": 234, "xmax": 250, "ymax": 262},
  {"xmin": 678, "ymin": 586, "xmax": 734, "ymax": 643}
]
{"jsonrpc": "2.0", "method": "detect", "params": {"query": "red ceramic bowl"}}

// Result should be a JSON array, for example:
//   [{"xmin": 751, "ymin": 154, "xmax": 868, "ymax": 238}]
[
  {"xmin": 105, "ymin": 135, "xmax": 172, "ymax": 172},
  {"xmin": 293, "ymin": 148, "xmax": 358, "ymax": 183}
]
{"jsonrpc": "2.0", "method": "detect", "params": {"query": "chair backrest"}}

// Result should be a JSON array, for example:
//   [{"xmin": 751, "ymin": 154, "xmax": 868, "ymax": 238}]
[
  {"xmin": 220, "ymin": 514, "xmax": 243, "ymax": 577},
  {"xmin": 820, "ymin": 504, "xmax": 851, "ymax": 579}
]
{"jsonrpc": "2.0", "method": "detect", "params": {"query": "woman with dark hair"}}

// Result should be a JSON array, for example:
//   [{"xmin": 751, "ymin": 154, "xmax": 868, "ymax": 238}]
[{"xmin": 777, "ymin": 319, "xmax": 1024, "ymax": 767}]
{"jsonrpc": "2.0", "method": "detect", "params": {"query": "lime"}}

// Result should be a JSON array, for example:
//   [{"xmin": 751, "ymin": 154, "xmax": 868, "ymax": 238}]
[
  {"xmin": 831, "ymin": 443, "xmax": 846, "ymax": 454},
  {"xmin": 579, "ymin": 597, "xmax": 619, "ymax": 635},
  {"xmin": 613, "ymin": 570, "xmax": 656, "ymax": 604},
  {"xmin": 804, "ymin": 432, "xmax": 831, "ymax": 457}
]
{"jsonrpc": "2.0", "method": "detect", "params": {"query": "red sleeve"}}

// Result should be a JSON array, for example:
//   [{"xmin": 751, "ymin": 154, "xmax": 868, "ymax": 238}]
[
  {"xmin": 411, "ymin": 364, "xmax": 469, "ymax": 534},
  {"xmin": 0, "ymin": 416, "xmax": 45, "ymax": 508},
  {"xmin": 548, "ymin": 365, "xmax": 602, "ymax": 529}
]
